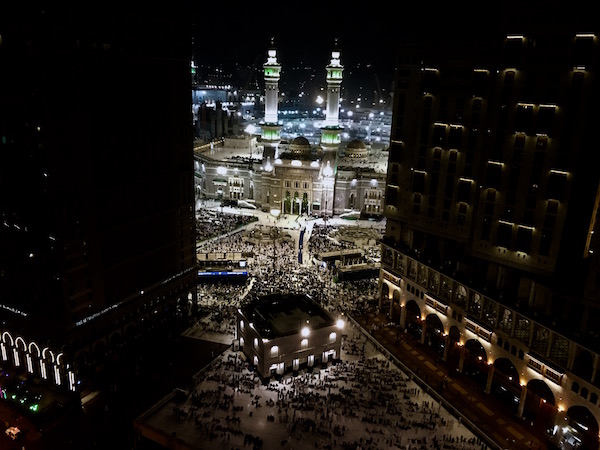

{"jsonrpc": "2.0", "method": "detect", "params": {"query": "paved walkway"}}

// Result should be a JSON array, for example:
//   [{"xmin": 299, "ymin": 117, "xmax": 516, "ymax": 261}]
[
  {"xmin": 352, "ymin": 311, "xmax": 551, "ymax": 450},
  {"xmin": 135, "ymin": 324, "xmax": 489, "ymax": 450}
]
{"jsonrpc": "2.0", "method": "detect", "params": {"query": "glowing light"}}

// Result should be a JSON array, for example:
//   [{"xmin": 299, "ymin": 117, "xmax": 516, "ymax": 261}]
[
  {"xmin": 216, "ymin": 166, "xmax": 227, "ymax": 175},
  {"xmin": 301, "ymin": 327, "xmax": 310, "ymax": 337},
  {"xmin": 336, "ymin": 319, "xmax": 345, "ymax": 330}
]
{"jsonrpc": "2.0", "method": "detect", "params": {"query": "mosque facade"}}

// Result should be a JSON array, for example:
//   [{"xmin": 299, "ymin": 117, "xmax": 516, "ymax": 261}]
[{"xmin": 194, "ymin": 44, "xmax": 388, "ymax": 219}]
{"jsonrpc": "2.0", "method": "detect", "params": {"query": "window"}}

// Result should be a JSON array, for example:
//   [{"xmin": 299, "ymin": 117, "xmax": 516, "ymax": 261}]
[
  {"xmin": 485, "ymin": 163, "xmax": 502, "ymax": 189},
  {"xmin": 539, "ymin": 229, "xmax": 553, "ymax": 256},
  {"xmin": 412, "ymin": 171, "xmax": 425, "ymax": 193},
  {"xmin": 457, "ymin": 180, "xmax": 471, "ymax": 202},
  {"xmin": 515, "ymin": 104, "xmax": 533, "ymax": 133},
  {"xmin": 472, "ymin": 71, "xmax": 487, "ymax": 97},
  {"xmin": 240, "ymin": 320, "xmax": 244, "ymax": 331},
  {"xmin": 413, "ymin": 193, "xmax": 421, "ymax": 215},
  {"xmin": 457, "ymin": 202, "xmax": 467, "ymax": 225},
  {"xmin": 538, "ymin": 106, "xmax": 555, "ymax": 135},
  {"xmin": 480, "ymin": 217, "xmax": 491, "ymax": 241},
  {"xmin": 301, "ymin": 338, "xmax": 308, "ymax": 349},
  {"xmin": 448, "ymin": 127, "xmax": 462, "ymax": 149},
  {"xmin": 516, "ymin": 226, "xmax": 532, "ymax": 253},
  {"xmin": 432, "ymin": 124, "xmax": 446, "ymax": 148},
  {"xmin": 253, "ymin": 338, "xmax": 259, "ymax": 349},
  {"xmin": 270, "ymin": 346, "xmax": 278, "ymax": 357},
  {"xmin": 547, "ymin": 171, "xmax": 567, "ymax": 201},
  {"xmin": 497, "ymin": 222, "xmax": 512, "ymax": 248}
]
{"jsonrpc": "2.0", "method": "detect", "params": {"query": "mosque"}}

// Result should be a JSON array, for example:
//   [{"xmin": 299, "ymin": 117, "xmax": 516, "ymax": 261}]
[{"xmin": 194, "ymin": 42, "xmax": 388, "ymax": 220}]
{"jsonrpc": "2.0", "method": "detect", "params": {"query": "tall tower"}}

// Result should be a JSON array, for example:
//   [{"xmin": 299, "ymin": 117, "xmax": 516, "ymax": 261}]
[
  {"xmin": 0, "ymin": 3, "xmax": 196, "ymax": 394},
  {"xmin": 261, "ymin": 39, "xmax": 282, "ymax": 161},
  {"xmin": 319, "ymin": 42, "xmax": 344, "ymax": 217},
  {"xmin": 320, "ymin": 43, "xmax": 344, "ymax": 154}
]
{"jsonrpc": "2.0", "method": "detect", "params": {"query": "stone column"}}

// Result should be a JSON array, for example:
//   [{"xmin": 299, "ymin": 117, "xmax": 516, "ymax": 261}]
[
  {"xmin": 400, "ymin": 305, "xmax": 407, "ymax": 329},
  {"xmin": 458, "ymin": 346, "xmax": 466, "ymax": 373},
  {"xmin": 442, "ymin": 334, "xmax": 450, "ymax": 361},
  {"xmin": 485, "ymin": 365, "xmax": 495, "ymax": 394},
  {"xmin": 517, "ymin": 384, "xmax": 527, "ymax": 417}
]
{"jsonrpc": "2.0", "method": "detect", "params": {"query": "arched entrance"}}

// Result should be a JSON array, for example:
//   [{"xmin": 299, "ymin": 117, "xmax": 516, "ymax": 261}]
[
  {"xmin": 405, "ymin": 300, "xmax": 422, "ymax": 341},
  {"xmin": 463, "ymin": 339, "xmax": 488, "ymax": 388},
  {"xmin": 490, "ymin": 357, "xmax": 521, "ymax": 414},
  {"xmin": 563, "ymin": 405, "xmax": 599, "ymax": 450},
  {"xmin": 424, "ymin": 314, "xmax": 445, "ymax": 357},
  {"xmin": 525, "ymin": 379, "xmax": 556, "ymax": 434}
]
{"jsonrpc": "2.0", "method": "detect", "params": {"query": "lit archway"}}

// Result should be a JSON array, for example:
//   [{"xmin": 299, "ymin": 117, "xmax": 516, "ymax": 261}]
[
  {"xmin": 405, "ymin": 300, "xmax": 422, "ymax": 340},
  {"xmin": 463, "ymin": 339, "xmax": 489, "ymax": 387},
  {"xmin": 565, "ymin": 405, "xmax": 599, "ymax": 450},
  {"xmin": 491, "ymin": 357, "xmax": 521, "ymax": 414},
  {"xmin": 525, "ymin": 379, "xmax": 556, "ymax": 432},
  {"xmin": 424, "ymin": 313, "xmax": 445, "ymax": 357}
]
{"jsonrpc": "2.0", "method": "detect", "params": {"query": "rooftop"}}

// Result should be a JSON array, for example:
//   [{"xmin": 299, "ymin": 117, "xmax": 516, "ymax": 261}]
[{"xmin": 240, "ymin": 293, "xmax": 334, "ymax": 339}]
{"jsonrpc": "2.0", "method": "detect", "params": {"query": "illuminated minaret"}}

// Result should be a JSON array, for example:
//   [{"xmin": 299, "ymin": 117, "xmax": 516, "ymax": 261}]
[
  {"xmin": 261, "ymin": 38, "xmax": 282, "ymax": 161},
  {"xmin": 320, "ymin": 42, "xmax": 344, "ymax": 155},
  {"xmin": 319, "ymin": 41, "xmax": 344, "ymax": 218}
]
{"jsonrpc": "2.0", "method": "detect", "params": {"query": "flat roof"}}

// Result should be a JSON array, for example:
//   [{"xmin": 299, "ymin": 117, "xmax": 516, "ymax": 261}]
[{"xmin": 241, "ymin": 293, "xmax": 334, "ymax": 339}]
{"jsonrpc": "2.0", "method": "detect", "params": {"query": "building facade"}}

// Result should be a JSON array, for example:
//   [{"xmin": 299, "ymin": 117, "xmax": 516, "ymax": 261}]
[
  {"xmin": 380, "ymin": 30, "xmax": 600, "ymax": 449},
  {"xmin": 236, "ymin": 293, "xmax": 343, "ymax": 380},
  {"xmin": 0, "ymin": 4, "xmax": 197, "ymax": 396},
  {"xmin": 194, "ymin": 44, "xmax": 388, "ymax": 220}
]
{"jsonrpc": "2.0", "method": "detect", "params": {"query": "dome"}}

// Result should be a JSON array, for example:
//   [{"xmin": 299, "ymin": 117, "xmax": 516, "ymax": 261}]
[
  {"xmin": 289, "ymin": 136, "xmax": 311, "ymax": 155},
  {"xmin": 346, "ymin": 139, "xmax": 366, "ymax": 149},
  {"xmin": 290, "ymin": 136, "xmax": 310, "ymax": 146},
  {"xmin": 344, "ymin": 139, "xmax": 368, "ymax": 158}
]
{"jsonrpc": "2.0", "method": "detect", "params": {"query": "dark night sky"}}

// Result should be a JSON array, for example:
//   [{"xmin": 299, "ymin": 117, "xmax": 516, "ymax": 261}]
[{"xmin": 191, "ymin": 1, "xmax": 594, "ymax": 93}]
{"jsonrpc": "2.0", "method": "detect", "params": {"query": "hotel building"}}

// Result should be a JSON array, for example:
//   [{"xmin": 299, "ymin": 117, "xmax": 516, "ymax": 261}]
[{"xmin": 380, "ymin": 30, "xmax": 600, "ymax": 449}]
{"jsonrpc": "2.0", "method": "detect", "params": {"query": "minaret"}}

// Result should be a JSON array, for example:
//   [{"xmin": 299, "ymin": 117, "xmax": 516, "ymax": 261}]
[
  {"xmin": 261, "ymin": 38, "xmax": 282, "ymax": 161},
  {"xmin": 320, "ymin": 41, "xmax": 344, "ymax": 154},
  {"xmin": 319, "ymin": 41, "xmax": 344, "ymax": 218}
]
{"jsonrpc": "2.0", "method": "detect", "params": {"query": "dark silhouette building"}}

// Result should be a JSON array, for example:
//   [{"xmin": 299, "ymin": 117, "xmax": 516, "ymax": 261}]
[
  {"xmin": 380, "ymin": 30, "xmax": 600, "ymax": 449},
  {"xmin": 0, "ymin": 3, "xmax": 197, "ymax": 397}
]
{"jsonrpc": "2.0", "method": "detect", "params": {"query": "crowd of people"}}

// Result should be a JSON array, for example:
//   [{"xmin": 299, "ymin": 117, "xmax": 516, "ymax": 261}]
[
  {"xmin": 194, "ymin": 217, "xmax": 380, "ymax": 337},
  {"xmin": 163, "ymin": 209, "xmax": 492, "ymax": 449},
  {"xmin": 196, "ymin": 208, "xmax": 258, "ymax": 243},
  {"xmin": 155, "ymin": 327, "xmax": 488, "ymax": 450}
]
